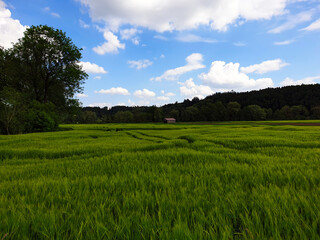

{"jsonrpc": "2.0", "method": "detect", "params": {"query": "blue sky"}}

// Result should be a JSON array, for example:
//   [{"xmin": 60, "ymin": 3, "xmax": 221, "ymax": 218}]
[{"xmin": 1, "ymin": 0, "xmax": 320, "ymax": 108}]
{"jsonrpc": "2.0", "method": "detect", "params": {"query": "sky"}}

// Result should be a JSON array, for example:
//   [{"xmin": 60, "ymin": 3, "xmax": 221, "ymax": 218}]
[{"xmin": 1, "ymin": 0, "xmax": 320, "ymax": 108}]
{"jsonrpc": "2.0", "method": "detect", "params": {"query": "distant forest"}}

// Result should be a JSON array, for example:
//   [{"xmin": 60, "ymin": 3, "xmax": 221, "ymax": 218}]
[{"xmin": 76, "ymin": 84, "xmax": 320, "ymax": 123}]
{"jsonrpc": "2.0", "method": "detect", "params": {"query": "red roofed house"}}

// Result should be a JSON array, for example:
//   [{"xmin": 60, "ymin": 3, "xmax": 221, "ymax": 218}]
[{"xmin": 164, "ymin": 118, "xmax": 176, "ymax": 123}]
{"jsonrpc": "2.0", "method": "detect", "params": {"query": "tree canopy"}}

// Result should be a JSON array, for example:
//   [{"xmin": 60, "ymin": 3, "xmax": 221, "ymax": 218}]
[{"xmin": 0, "ymin": 25, "xmax": 87, "ymax": 134}]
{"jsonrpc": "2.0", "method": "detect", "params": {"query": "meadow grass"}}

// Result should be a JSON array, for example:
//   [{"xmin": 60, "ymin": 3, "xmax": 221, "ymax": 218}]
[{"xmin": 1, "ymin": 121, "xmax": 320, "ymax": 239}]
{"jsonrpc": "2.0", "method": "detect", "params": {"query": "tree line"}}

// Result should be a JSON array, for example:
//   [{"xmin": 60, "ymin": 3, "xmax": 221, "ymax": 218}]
[{"xmin": 76, "ymin": 84, "xmax": 320, "ymax": 124}]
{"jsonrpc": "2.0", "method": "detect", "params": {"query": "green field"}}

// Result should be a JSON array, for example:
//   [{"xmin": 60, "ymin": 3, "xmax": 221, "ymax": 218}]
[{"xmin": 1, "ymin": 122, "xmax": 320, "ymax": 239}]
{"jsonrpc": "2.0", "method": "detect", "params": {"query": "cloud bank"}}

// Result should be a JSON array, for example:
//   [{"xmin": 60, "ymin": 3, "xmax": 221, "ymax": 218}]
[
  {"xmin": 199, "ymin": 61, "xmax": 274, "ymax": 91},
  {"xmin": 77, "ymin": 0, "xmax": 288, "ymax": 32}
]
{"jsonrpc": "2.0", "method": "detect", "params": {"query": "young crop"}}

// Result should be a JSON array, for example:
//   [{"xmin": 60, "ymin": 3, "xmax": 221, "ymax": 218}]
[{"xmin": 0, "ymin": 122, "xmax": 320, "ymax": 239}]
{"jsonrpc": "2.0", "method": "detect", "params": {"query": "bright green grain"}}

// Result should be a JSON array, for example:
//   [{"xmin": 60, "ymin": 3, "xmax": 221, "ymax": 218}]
[{"xmin": 1, "ymin": 122, "xmax": 320, "ymax": 239}]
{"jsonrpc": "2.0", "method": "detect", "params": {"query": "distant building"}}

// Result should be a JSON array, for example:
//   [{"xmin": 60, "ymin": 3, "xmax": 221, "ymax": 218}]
[{"xmin": 164, "ymin": 118, "xmax": 176, "ymax": 123}]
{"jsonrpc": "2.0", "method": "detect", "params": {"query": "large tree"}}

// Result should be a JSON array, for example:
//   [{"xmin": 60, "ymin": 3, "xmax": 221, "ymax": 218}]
[
  {"xmin": 7, "ymin": 25, "xmax": 87, "ymax": 107},
  {"xmin": 0, "ymin": 25, "xmax": 87, "ymax": 134}
]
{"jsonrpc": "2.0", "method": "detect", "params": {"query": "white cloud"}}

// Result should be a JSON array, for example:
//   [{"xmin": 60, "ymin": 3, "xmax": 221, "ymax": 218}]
[
  {"xmin": 0, "ymin": 0, "xmax": 27, "ymax": 49},
  {"xmin": 160, "ymin": 54, "xmax": 165, "ymax": 59},
  {"xmin": 93, "ymin": 30, "xmax": 125, "ymax": 54},
  {"xmin": 301, "ymin": 18, "xmax": 320, "ymax": 31},
  {"xmin": 78, "ymin": 0, "xmax": 288, "ymax": 32},
  {"xmin": 120, "ymin": 28, "xmax": 141, "ymax": 45},
  {"xmin": 154, "ymin": 35, "xmax": 168, "ymax": 41},
  {"xmin": 120, "ymin": 28, "xmax": 141, "ymax": 38},
  {"xmin": 179, "ymin": 78, "xmax": 214, "ymax": 99},
  {"xmin": 151, "ymin": 53, "xmax": 205, "ymax": 81},
  {"xmin": 51, "ymin": 12, "xmax": 60, "ymax": 18},
  {"xmin": 280, "ymin": 76, "xmax": 320, "ymax": 86},
  {"xmin": 234, "ymin": 42, "xmax": 246, "ymax": 47},
  {"xmin": 79, "ymin": 19, "xmax": 90, "ymax": 28},
  {"xmin": 268, "ymin": 10, "xmax": 313, "ymax": 33},
  {"xmin": 116, "ymin": 103, "xmax": 126, "ymax": 106},
  {"xmin": 95, "ymin": 87, "xmax": 130, "ymax": 95},
  {"xmin": 44, "ymin": 7, "xmax": 60, "ymax": 18},
  {"xmin": 274, "ymin": 40, "xmax": 294, "ymax": 45},
  {"xmin": 165, "ymin": 92, "xmax": 175, "ymax": 97},
  {"xmin": 131, "ymin": 38, "xmax": 139, "ymax": 45},
  {"xmin": 79, "ymin": 61, "xmax": 107, "ymax": 74},
  {"xmin": 157, "ymin": 91, "xmax": 175, "ymax": 101},
  {"xmin": 199, "ymin": 61, "xmax": 274, "ymax": 91},
  {"xmin": 157, "ymin": 96, "xmax": 170, "ymax": 101},
  {"xmin": 128, "ymin": 99, "xmax": 135, "ymax": 106},
  {"xmin": 175, "ymin": 34, "xmax": 217, "ymax": 43},
  {"xmin": 134, "ymin": 89, "xmax": 156, "ymax": 98},
  {"xmin": 128, "ymin": 59, "xmax": 153, "ymax": 70},
  {"xmin": 160, "ymin": 90, "xmax": 175, "ymax": 97},
  {"xmin": 240, "ymin": 59, "xmax": 288, "ymax": 74},
  {"xmin": 88, "ymin": 102, "xmax": 112, "ymax": 108},
  {"xmin": 94, "ymin": 76, "xmax": 102, "ymax": 80},
  {"xmin": 77, "ymin": 93, "xmax": 89, "ymax": 98}
]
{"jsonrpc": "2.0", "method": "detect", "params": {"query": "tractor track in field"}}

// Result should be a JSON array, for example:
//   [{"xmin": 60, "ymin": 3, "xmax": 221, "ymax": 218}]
[
  {"xmin": 125, "ymin": 132, "xmax": 163, "ymax": 143},
  {"xmin": 135, "ymin": 131, "xmax": 172, "ymax": 140}
]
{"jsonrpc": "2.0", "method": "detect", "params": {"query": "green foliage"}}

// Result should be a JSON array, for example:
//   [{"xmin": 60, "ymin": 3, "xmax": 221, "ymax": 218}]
[
  {"xmin": 1, "ymin": 122, "xmax": 320, "ymax": 238},
  {"xmin": 227, "ymin": 101, "xmax": 241, "ymax": 120},
  {"xmin": 0, "ymin": 87, "xmax": 26, "ymax": 134},
  {"xmin": 242, "ymin": 105, "xmax": 266, "ymax": 120},
  {"xmin": 78, "ymin": 111, "xmax": 98, "ymax": 123},
  {"xmin": 8, "ymin": 25, "xmax": 87, "ymax": 105},
  {"xmin": 25, "ymin": 101, "xmax": 58, "ymax": 132},
  {"xmin": 114, "ymin": 111, "xmax": 134, "ymax": 123},
  {"xmin": 0, "ymin": 25, "xmax": 87, "ymax": 134},
  {"xmin": 311, "ymin": 106, "xmax": 320, "ymax": 119},
  {"xmin": 291, "ymin": 105, "xmax": 309, "ymax": 120}
]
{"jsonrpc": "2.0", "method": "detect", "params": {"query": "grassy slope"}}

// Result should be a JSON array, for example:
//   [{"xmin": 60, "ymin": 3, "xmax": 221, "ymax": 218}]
[{"xmin": 0, "ymin": 122, "xmax": 320, "ymax": 239}]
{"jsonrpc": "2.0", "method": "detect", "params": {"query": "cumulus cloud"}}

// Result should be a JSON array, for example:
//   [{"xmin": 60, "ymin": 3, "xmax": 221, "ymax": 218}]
[
  {"xmin": 268, "ymin": 10, "xmax": 313, "ymax": 33},
  {"xmin": 95, "ymin": 87, "xmax": 130, "ymax": 95},
  {"xmin": 93, "ymin": 30, "xmax": 125, "ymax": 54},
  {"xmin": 175, "ymin": 34, "xmax": 217, "ymax": 43},
  {"xmin": 280, "ymin": 75, "xmax": 320, "ymax": 86},
  {"xmin": 157, "ymin": 96, "xmax": 170, "ymax": 101},
  {"xmin": 151, "ymin": 53, "xmax": 205, "ymax": 81},
  {"xmin": 199, "ymin": 61, "xmax": 274, "ymax": 91},
  {"xmin": 120, "ymin": 28, "xmax": 141, "ymax": 45},
  {"xmin": 157, "ymin": 91, "xmax": 175, "ymax": 101},
  {"xmin": 77, "ymin": 0, "xmax": 288, "ymax": 32},
  {"xmin": 134, "ymin": 89, "xmax": 156, "ymax": 98},
  {"xmin": 302, "ymin": 18, "xmax": 320, "ymax": 31},
  {"xmin": 240, "ymin": 59, "xmax": 288, "ymax": 74},
  {"xmin": 128, "ymin": 59, "xmax": 153, "ymax": 70},
  {"xmin": 79, "ymin": 61, "xmax": 107, "ymax": 74},
  {"xmin": 179, "ymin": 78, "xmax": 214, "ymax": 99},
  {"xmin": 0, "ymin": 0, "xmax": 27, "ymax": 49},
  {"xmin": 274, "ymin": 40, "xmax": 294, "ymax": 45},
  {"xmin": 76, "ymin": 93, "xmax": 89, "ymax": 98}
]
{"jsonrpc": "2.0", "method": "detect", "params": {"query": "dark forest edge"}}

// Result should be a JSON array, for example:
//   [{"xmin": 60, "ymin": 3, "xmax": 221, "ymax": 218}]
[{"xmin": 77, "ymin": 84, "xmax": 320, "ymax": 124}]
